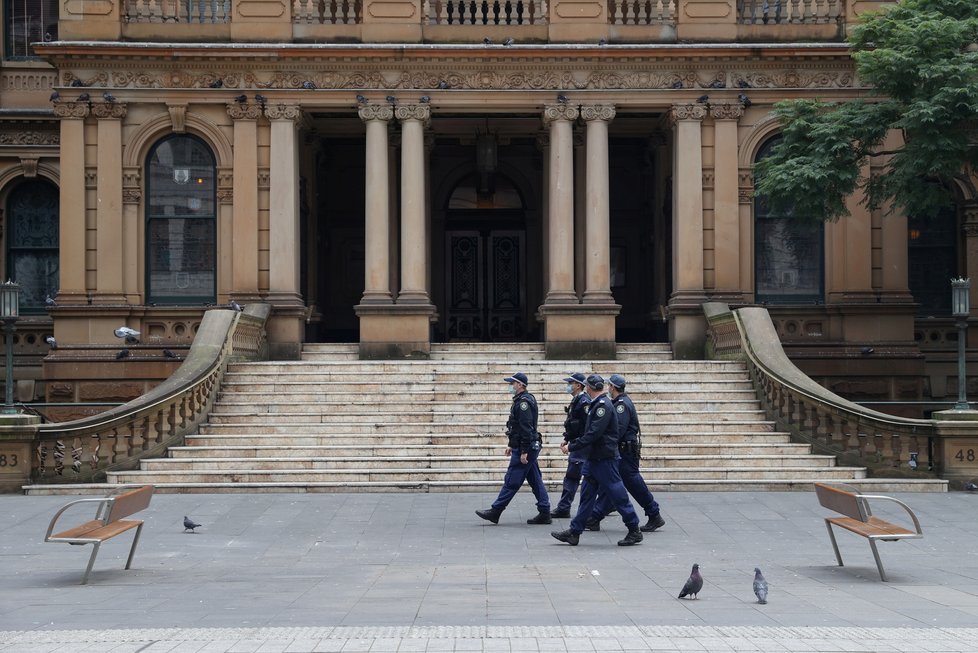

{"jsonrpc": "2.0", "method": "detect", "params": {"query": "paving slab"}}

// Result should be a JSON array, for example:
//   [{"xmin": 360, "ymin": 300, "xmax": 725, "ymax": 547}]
[{"xmin": 1, "ymin": 491, "xmax": 978, "ymax": 651}]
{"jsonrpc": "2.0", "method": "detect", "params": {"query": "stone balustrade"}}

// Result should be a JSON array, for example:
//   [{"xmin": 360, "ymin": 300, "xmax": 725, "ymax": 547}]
[
  {"xmin": 423, "ymin": 0, "xmax": 547, "ymax": 26},
  {"xmin": 29, "ymin": 304, "xmax": 269, "ymax": 485},
  {"xmin": 122, "ymin": 0, "xmax": 233, "ymax": 24},
  {"xmin": 738, "ymin": 0, "xmax": 843, "ymax": 26},
  {"xmin": 609, "ymin": 0, "xmax": 676, "ymax": 26}
]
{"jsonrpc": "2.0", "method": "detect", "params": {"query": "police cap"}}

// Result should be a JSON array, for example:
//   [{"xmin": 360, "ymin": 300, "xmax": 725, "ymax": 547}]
[
  {"xmin": 562, "ymin": 372, "xmax": 587, "ymax": 386},
  {"xmin": 504, "ymin": 372, "xmax": 528, "ymax": 386},
  {"xmin": 608, "ymin": 374, "xmax": 627, "ymax": 390},
  {"xmin": 585, "ymin": 374, "xmax": 605, "ymax": 390}
]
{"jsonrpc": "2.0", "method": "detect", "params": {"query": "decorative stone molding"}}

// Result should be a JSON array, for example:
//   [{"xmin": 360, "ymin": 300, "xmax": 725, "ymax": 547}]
[
  {"xmin": 739, "ymin": 171, "xmax": 754, "ymax": 204},
  {"xmin": 123, "ymin": 168, "xmax": 140, "ymax": 189},
  {"xmin": 20, "ymin": 158, "xmax": 39, "ymax": 178},
  {"xmin": 0, "ymin": 131, "xmax": 59, "ymax": 145},
  {"xmin": 963, "ymin": 203, "xmax": 978, "ymax": 224},
  {"xmin": 580, "ymin": 105, "xmax": 616, "ymax": 122},
  {"xmin": 84, "ymin": 169, "xmax": 97, "ymax": 189},
  {"xmin": 167, "ymin": 104, "xmax": 187, "ymax": 132},
  {"xmin": 542, "ymin": 104, "xmax": 579, "ymax": 125},
  {"xmin": 217, "ymin": 189, "xmax": 234, "ymax": 204},
  {"xmin": 358, "ymin": 105, "xmax": 394, "ymax": 122},
  {"xmin": 394, "ymin": 104, "xmax": 431, "ymax": 126},
  {"xmin": 264, "ymin": 103, "xmax": 302, "ymax": 121},
  {"xmin": 669, "ymin": 104, "xmax": 708, "ymax": 123},
  {"xmin": 257, "ymin": 170, "xmax": 270, "ymax": 189},
  {"xmin": 123, "ymin": 189, "xmax": 142, "ymax": 204},
  {"xmin": 739, "ymin": 188, "xmax": 754, "ymax": 204},
  {"xmin": 226, "ymin": 103, "xmax": 263, "ymax": 120},
  {"xmin": 53, "ymin": 103, "xmax": 90, "ymax": 119},
  {"xmin": 962, "ymin": 222, "xmax": 978, "ymax": 238},
  {"xmin": 703, "ymin": 171, "xmax": 715, "ymax": 190},
  {"xmin": 91, "ymin": 103, "xmax": 127, "ymax": 120},
  {"xmin": 710, "ymin": 103, "xmax": 745, "ymax": 121},
  {"xmin": 63, "ymin": 72, "xmax": 109, "ymax": 88}
]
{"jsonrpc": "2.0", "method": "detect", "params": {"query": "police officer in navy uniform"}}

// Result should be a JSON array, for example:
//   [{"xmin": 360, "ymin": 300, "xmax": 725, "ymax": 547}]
[
  {"xmin": 551, "ymin": 374, "xmax": 643, "ymax": 546},
  {"xmin": 476, "ymin": 372, "xmax": 552, "ymax": 525},
  {"xmin": 550, "ymin": 372, "xmax": 591, "ymax": 518},
  {"xmin": 586, "ymin": 374, "xmax": 665, "ymax": 533}
]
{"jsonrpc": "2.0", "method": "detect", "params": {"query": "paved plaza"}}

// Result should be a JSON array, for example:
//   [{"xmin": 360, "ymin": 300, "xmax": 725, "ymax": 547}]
[{"xmin": 2, "ymin": 490, "xmax": 978, "ymax": 652}]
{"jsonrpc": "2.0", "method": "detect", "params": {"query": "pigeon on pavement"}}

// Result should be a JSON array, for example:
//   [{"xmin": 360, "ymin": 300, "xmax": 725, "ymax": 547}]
[
  {"xmin": 753, "ymin": 567, "xmax": 768, "ymax": 604},
  {"xmin": 678, "ymin": 563, "xmax": 703, "ymax": 599},
  {"xmin": 183, "ymin": 516, "xmax": 202, "ymax": 533}
]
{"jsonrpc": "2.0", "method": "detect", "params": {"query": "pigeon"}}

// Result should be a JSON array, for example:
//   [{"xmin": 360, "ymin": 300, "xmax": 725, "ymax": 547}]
[
  {"xmin": 598, "ymin": 38, "xmax": 607, "ymax": 46},
  {"xmin": 49, "ymin": 90, "xmax": 60, "ymax": 102},
  {"xmin": 183, "ymin": 516, "xmax": 202, "ymax": 533},
  {"xmin": 738, "ymin": 93, "xmax": 752, "ymax": 108},
  {"xmin": 736, "ymin": 79, "xmax": 752, "ymax": 88},
  {"xmin": 77, "ymin": 93, "xmax": 90, "ymax": 102},
  {"xmin": 355, "ymin": 94, "xmax": 368, "ymax": 105},
  {"xmin": 419, "ymin": 95, "xmax": 431, "ymax": 104},
  {"xmin": 696, "ymin": 94, "xmax": 709, "ymax": 104},
  {"xmin": 556, "ymin": 94, "xmax": 569, "ymax": 104},
  {"xmin": 116, "ymin": 349, "xmax": 130, "ymax": 360},
  {"xmin": 908, "ymin": 453, "xmax": 918, "ymax": 471},
  {"xmin": 254, "ymin": 94, "xmax": 267, "ymax": 105},
  {"xmin": 386, "ymin": 95, "xmax": 397, "ymax": 105},
  {"xmin": 301, "ymin": 80, "xmax": 316, "ymax": 90},
  {"xmin": 678, "ymin": 563, "xmax": 703, "ymax": 599},
  {"xmin": 45, "ymin": 336, "xmax": 57, "ymax": 349},
  {"xmin": 670, "ymin": 80, "xmax": 684, "ymax": 89},
  {"xmin": 230, "ymin": 301, "xmax": 243, "ymax": 312},
  {"xmin": 860, "ymin": 346, "xmax": 875, "ymax": 355},
  {"xmin": 234, "ymin": 94, "xmax": 248, "ymax": 104},
  {"xmin": 45, "ymin": 294, "xmax": 56, "ymax": 306},
  {"xmin": 437, "ymin": 80, "xmax": 450, "ymax": 90},
  {"xmin": 114, "ymin": 326, "xmax": 141, "ymax": 341},
  {"xmin": 502, "ymin": 37, "xmax": 514, "ymax": 46},
  {"xmin": 70, "ymin": 78, "xmax": 84, "ymax": 87},
  {"xmin": 208, "ymin": 78, "xmax": 224, "ymax": 88},
  {"xmin": 483, "ymin": 36, "xmax": 492, "ymax": 46},
  {"xmin": 753, "ymin": 567, "xmax": 768, "ymax": 604},
  {"xmin": 102, "ymin": 91, "xmax": 116, "ymax": 103},
  {"xmin": 707, "ymin": 79, "xmax": 726, "ymax": 89},
  {"xmin": 965, "ymin": 482, "xmax": 978, "ymax": 491},
  {"xmin": 163, "ymin": 349, "xmax": 179, "ymax": 359}
]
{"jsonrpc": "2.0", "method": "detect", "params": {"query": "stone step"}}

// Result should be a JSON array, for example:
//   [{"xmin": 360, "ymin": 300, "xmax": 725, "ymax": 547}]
[
  {"xmin": 216, "ymin": 380, "xmax": 756, "ymax": 393},
  {"xmin": 106, "ymin": 465, "xmax": 867, "ymax": 484},
  {"xmin": 204, "ymin": 408, "xmax": 769, "ymax": 422},
  {"xmin": 228, "ymin": 361, "xmax": 747, "ymax": 374},
  {"xmin": 187, "ymin": 432, "xmax": 794, "ymax": 445},
  {"xmin": 215, "ymin": 388, "xmax": 761, "ymax": 402},
  {"xmin": 23, "ymin": 478, "xmax": 950, "ymax": 495},
  {"xmin": 198, "ymin": 419, "xmax": 776, "ymax": 433}
]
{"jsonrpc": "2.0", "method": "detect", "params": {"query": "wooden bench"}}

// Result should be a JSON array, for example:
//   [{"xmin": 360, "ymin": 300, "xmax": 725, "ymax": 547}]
[
  {"xmin": 44, "ymin": 485, "xmax": 154, "ymax": 584},
  {"xmin": 814, "ymin": 482, "xmax": 922, "ymax": 582}
]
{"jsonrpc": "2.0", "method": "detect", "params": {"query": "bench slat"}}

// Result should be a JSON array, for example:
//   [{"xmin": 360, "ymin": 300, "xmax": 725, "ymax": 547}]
[
  {"xmin": 51, "ymin": 519, "xmax": 143, "ymax": 542},
  {"xmin": 827, "ymin": 516, "xmax": 916, "ymax": 539}
]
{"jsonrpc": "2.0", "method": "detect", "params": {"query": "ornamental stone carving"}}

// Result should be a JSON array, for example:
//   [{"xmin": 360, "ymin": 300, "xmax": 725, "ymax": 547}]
[
  {"xmin": 226, "ymin": 103, "xmax": 263, "ymax": 120},
  {"xmin": 20, "ymin": 158, "xmax": 39, "ymax": 178},
  {"xmin": 0, "ymin": 131, "xmax": 59, "ymax": 145},
  {"xmin": 217, "ymin": 189, "xmax": 234, "ymax": 204},
  {"xmin": 358, "ymin": 105, "xmax": 394, "ymax": 122},
  {"xmin": 167, "ymin": 104, "xmax": 187, "ymax": 132},
  {"xmin": 669, "ymin": 104, "xmax": 708, "ymax": 123},
  {"xmin": 710, "ymin": 103, "xmax": 745, "ymax": 121},
  {"xmin": 264, "ymin": 103, "xmax": 302, "ymax": 121},
  {"xmin": 91, "ymin": 103, "xmax": 127, "ymax": 120},
  {"xmin": 580, "ymin": 105, "xmax": 616, "ymax": 122},
  {"xmin": 542, "ymin": 104, "xmax": 579, "ymax": 125},
  {"xmin": 962, "ymin": 222, "xmax": 978, "ymax": 238},
  {"xmin": 394, "ymin": 104, "xmax": 431, "ymax": 125},
  {"xmin": 123, "ymin": 189, "xmax": 142, "ymax": 204},
  {"xmin": 53, "ymin": 103, "xmax": 90, "ymax": 119}
]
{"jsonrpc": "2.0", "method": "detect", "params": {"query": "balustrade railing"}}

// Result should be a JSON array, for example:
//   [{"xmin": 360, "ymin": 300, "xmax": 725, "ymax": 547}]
[
  {"xmin": 123, "ymin": 0, "xmax": 232, "ymax": 24},
  {"xmin": 705, "ymin": 302, "xmax": 936, "ymax": 475},
  {"xmin": 609, "ymin": 0, "xmax": 676, "ymax": 26},
  {"xmin": 293, "ymin": 0, "xmax": 362, "ymax": 25},
  {"xmin": 424, "ymin": 0, "xmax": 547, "ymax": 25},
  {"xmin": 31, "ymin": 304, "xmax": 270, "ymax": 484},
  {"xmin": 738, "ymin": 0, "xmax": 843, "ymax": 25}
]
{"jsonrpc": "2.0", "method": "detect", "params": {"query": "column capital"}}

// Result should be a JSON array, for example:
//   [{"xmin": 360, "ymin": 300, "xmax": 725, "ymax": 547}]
[
  {"xmin": 580, "ymin": 105, "xmax": 616, "ymax": 123},
  {"xmin": 963, "ymin": 202, "xmax": 978, "ymax": 226},
  {"xmin": 91, "ymin": 102, "xmax": 127, "ymax": 120},
  {"xmin": 53, "ymin": 102, "xmax": 90, "ymax": 119},
  {"xmin": 543, "ymin": 104, "xmax": 579, "ymax": 125},
  {"xmin": 265, "ymin": 103, "xmax": 302, "ymax": 121},
  {"xmin": 669, "ymin": 104, "xmax": 708, "ymax": 124},
  {"xmin": 226, "ymin": 103, "xmax": 263, "ymax": 121},
  {"xmin": 358, "ymin": 104, "xmax": 394, "ymax": 122},
  {"xmin": 394, "ymin": 104, "xmax": 431, "ymax": 126},
  {"xmin": 710, "ymin": 103, "xmax": 745, "ymax": 121}
]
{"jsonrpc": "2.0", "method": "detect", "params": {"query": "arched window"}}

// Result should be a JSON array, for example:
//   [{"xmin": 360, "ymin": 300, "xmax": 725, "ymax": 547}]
[
  {"xmin": 908, "ymin": 196, "xmax": 958, "ymax": 316},
  {"xmin": 6, "ymin": 179, "xmax": 59, "ymax": 313},
  {"xmin": 146, "ymin": 135, "xmax": 216, "ymax": 304},
  {"xmin": 754, "ymin": 136, "xmax": 824, "ymax": 303}
]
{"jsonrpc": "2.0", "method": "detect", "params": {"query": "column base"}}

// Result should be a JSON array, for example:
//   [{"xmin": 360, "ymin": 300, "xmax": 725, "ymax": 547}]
[
  {"xmin": 355, "ymin": 303, "xmax": 437, "ymax": 359},
  {"xmin": 266, "ymin": 301, "xmax": 306, "ymax": 360},
  {"xmin": 668, "ymin": 291, "xmax": 709, "ymax": 360},
  {"xmin": 582, "ymin": 290, "xmax": 616, "ymax": 305},
  {"xmin": 537, "ymin": 303, "xmax": 620, "ymax": 360},
  {"xmin": 0, "ymin": 414, "xmax": 41, "ymax": 493},
  {"xmin": 396, "ymin": 290, "xmax": 432, "ymax": 305},
  {"xmin": 543, "ymin": 290, "xmax": 579, "ymax": 305},
  {"xmin": 359, "ymin": 291, "xmax": 394, "ymax": 305}
]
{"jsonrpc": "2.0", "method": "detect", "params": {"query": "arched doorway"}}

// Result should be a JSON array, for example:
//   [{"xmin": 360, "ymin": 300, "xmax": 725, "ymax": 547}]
[
  {"xmin": 441, "ymin": 173, "xmax": 531, "ymax": 341},
  {"xmin": 5, "ymin": 178, "xmax": 59, "ymax": 312}
]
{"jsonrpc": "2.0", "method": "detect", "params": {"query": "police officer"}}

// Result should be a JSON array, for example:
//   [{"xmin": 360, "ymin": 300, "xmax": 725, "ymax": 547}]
[
  {"xmin": 551, "ymin": 374, "xmax": 643, "ymax": 546},
  {"xmin": 549, "ymin": 372, "xmax": 591, "ymax": 518},
  {"xmin": 476, "ymin": 372, "xmax": 552, "ymax": 525},
  {"xmin": 586, "ymin": 374, "xmax": 665, "ymax": 533}
]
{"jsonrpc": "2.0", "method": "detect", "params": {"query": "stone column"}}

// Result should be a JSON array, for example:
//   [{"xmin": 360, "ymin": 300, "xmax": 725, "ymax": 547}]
[
  {"xmin": 54, "ymin": 102, "xmax": 89, "ymax": 304},
  {"xmin": 710, "ymin": 103, "xmax": 743, "ymax": 298},
  {"xmin": 573, "ymin": 129, "xmax": 586, "ymax": 301},
  {"xmin": 738, "ymin": 168, "xmax": 755, "ymax": 299},
  {"xmin": 963, "ymin": 205, "xmax": 978, "ymax": 315},
  {"xmin": 265, "ymin": 103, "xmax": 304, "ymax": 306},
  {"xmin": 669, "ymin": 103, "xmax": 708, "ymax": 358},
  {"xmin": 227, "ymin": 102, "xmax": 262, "ymax": 300},
  {"xmin": 543, "ymin": 103, "xmax": 579, "ymax": 305},
  {"xmin": 91, "ymin": 102, "xmax": 127, "ymax": 304},
  {"xmin": 581, "ymin": 104, "xmax": 616, "ymax": 304},
  {"xmin": 358, "ymin": 104, "xmax": 394, "ymax": 304},
  {"xmin": 395, "ymin": 103, "xmax": 431, "ymax": 304},
  {"xmin": 536, "ymin": 131, "xmax": 551, "ymax": 296},
  {"xmin": 121, "ymin": 167, "xmax": 141, "ymax": 304}
]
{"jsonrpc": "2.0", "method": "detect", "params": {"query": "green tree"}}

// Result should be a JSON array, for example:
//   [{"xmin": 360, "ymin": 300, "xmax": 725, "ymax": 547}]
[{"xmin": 753, "ymin": 0, "xmax": 978, "ymax": 222}]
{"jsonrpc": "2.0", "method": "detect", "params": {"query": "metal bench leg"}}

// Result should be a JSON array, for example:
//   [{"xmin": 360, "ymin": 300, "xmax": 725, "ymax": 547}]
[
  {"xmin": 825, "ymin": 520, "xmax": 844, "ymax": 567},
  {"xmin": 81, "ymin": 542, "xmax": 101, "ymax": 585},
  {"xmin": 125, "ymin": 523, "xmax": 144, "ymax": 571},
  {"xmin": 868, "ymin": 538, "xmax": 888, "ymax": 582}
]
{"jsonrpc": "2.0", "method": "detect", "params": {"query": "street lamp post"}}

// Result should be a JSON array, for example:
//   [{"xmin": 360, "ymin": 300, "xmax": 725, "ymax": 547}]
[
  {"xmin": 0, "ymin": 281, "xmax": 20, "ymax": 415},
  {"xmin": 951, "ymin": 278, "xmax": 971, "ymax": 410}
]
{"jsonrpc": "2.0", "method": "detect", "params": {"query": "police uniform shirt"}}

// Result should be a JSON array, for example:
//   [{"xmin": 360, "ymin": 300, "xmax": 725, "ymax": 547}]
[
  {"xmin": 506, "ymin": 390, "xmax": 540, "ymax": 451},
  {"xmin": 568, "ymin": 393, "xmax": 619, "ymax": 460},
  {"xmin": 614, "ymin": 393, "xmax": 640, "ymax": 443},
  {"xmin": 563, "ymin": 392, "xmax": 591, "ymax": 442}
]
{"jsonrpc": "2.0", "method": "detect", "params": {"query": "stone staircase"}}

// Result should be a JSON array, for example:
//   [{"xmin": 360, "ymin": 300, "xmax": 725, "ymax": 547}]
[{"xmin": 28, "ymin": 342, "xmax": 938, "ymax": 494}]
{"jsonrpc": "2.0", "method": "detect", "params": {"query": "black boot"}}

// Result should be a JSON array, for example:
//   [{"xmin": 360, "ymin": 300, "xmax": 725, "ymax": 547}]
[
  {"xmin": 641, "ymin": 513, "xmax": 666, "ymax": 533},
  {"xmin": 476, "ymin": 508, "xmax": 501, "ymax": 524},
  {"xmin": 618, "ymin": 528, "xmax": 643, "ymax": 546},
  {"xmin": 551, "ymin": 529, "xmax": 580, "ymax": 546},
  {"xmin": 527, "ymin": 512, "xmax": 552, "ymax": 525},
  {"xmin": 584, "ymin": 518, "xmax": 601, "ymax": 532},
  {"xmin": 549, "ymin": 509, "xmax": 571, "ymax": 518}
]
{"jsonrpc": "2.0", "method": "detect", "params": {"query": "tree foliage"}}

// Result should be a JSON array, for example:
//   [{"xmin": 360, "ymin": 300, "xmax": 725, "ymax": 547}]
[{"xmin": 754, "ymin": 0, "xmax": 978, "ymax": 222}]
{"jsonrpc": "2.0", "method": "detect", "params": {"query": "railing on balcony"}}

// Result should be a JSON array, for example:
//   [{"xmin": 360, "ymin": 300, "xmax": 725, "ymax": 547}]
[
  {"xmin": 738, "ymin": 0, "xmax": 844, "ymax": 25},
  {"xmin": 123, "ymin": 0, "xmax": 232, "ymax": 24},
  {"xmin": 293, "ymin": 0, "xmax": 362, "ymax": 25},
  {"xmin": 609, "ymin": 0, "xmax": 676, "ymax": 26},
  {"xmin": 424, "ymin": 0, "xmax": 547, "ymax": 26}
]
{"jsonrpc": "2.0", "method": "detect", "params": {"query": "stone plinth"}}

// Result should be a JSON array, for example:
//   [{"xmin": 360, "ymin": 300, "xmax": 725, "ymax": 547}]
[
  {"xmin": 355, "ymin": 304, "xmax": 437, "ymax": 359},
  {"xmin": 537, "ymin": 303, "xmax": 619, "ymax": 359},
  {"xmin": 934, "ymin": 409, "xmax": 978, "ymax": 485},
  {"xmin": 0, "ymin": 413, "xmax": 41, "ymax": 493}
]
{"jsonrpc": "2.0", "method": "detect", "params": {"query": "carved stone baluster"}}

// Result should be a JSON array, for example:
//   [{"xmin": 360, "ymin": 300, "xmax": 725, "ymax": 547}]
[
  {"xmin": 131, "ymin": 417, "xmax": 145, "ymax": 453},
  {"xmin": 914, "ymin": 434, "xmax": 930, "ymax": 468},
  {"xmin": 845, "ymin": 421, "xmax": 860, "ymax": 456},
  {"xmin": 71, "ymin": 438, "xmax": 84, "ymax": 474},
  {"xmin": 880, "ymin": 431, "xmax": 895, "ymax": 464},
  {"xmin": 90, "ymin": 435, "xmax": 101, "ymax": 471},
  {"xmin": 612, "ymin": 0, "xmax": 623, "ymax": 25},
  {"xmin": 54, "ymin": 439, "xmax": 65, "ymax": 475},
  {"xmin": 790, "ymin": 0, "xmax": 801, "ymax": 24},
  {"xmin": 112, "ymin": 427, "xmax": 127, "ymax": 464},
  {"xmin": 827, "ymin": 0, "xmax": 839, "ymax": 24}
]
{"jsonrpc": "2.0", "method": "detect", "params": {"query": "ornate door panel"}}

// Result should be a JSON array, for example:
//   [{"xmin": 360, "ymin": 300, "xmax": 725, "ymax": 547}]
[
  {"xmin": 486, "ymin": 231, "xmax": 524, "ymax": 340},
  {"xmin": 446, "ymin": 231, "xmax": 485, "ymax": 340}
]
